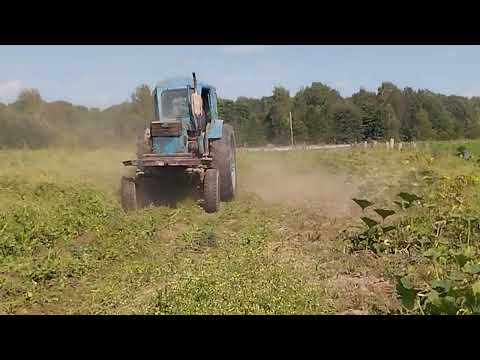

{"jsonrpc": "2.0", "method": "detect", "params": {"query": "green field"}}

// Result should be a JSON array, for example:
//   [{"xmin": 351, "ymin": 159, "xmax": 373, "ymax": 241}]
[
  {"xmin": 429, "ymin": 139, "xmax": 480, "ymax": 157},
  {"xmin": 1, "ymin": 141, "xmax": 480, "ymax": 314}
]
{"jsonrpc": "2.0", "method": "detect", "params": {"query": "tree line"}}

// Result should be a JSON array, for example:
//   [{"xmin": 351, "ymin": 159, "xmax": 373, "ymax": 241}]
[
  {"xmin": 1, "ymin": 81, "xmax": 480, "ymax": 149},
  {"xmin": 0, "ymin": 86, "xmax": 153, "ymax": 149},
  {"xmin": 219, "ymin": 82, "xmax": 480, "ymax": 146}
]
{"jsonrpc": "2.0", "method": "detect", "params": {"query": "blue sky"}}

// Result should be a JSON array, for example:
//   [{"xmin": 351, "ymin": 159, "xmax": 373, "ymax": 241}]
[{"xmin": 1, "ymin": 45, "xmax": 479, "ymax": 109}]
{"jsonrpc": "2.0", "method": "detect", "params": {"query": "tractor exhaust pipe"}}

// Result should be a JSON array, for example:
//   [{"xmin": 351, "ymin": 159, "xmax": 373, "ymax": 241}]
[{"xmin": 192, "ymin": 72, "xmax": 197, "ymax": 92}]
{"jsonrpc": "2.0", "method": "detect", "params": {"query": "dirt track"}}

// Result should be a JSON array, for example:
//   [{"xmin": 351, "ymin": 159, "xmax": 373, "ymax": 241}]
[{"xmin": 238, "ymin": 144, "xmax": 351, "ymax": 152}]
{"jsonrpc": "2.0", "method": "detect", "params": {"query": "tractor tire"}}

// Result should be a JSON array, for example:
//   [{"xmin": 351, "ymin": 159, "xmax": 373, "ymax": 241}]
[
  {"xmin": 135, "ymin": 176, "xmax": 149, "ymax": 208},
  {"xmin": 121, "ymin": 176, "xmax": 137, "ymax": 211},
  {"xmin": 210, "ymin": 124, "xmax": 236, "ymax": 201},
  {"xmin": 203, "ymin": 168, "xmax": 220, "ymax": 213}
]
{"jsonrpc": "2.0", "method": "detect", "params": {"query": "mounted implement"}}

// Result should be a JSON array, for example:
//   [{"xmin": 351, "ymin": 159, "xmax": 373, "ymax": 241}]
[{"xmin": 121, "ymin": 73, "xmax": 236, "ymax": 213}]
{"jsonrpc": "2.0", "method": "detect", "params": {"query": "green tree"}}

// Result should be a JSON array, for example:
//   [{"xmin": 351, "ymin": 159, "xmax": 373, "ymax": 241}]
[
  {"xmin": 14, "ymin": 89, "xmax": 43, "ymax": 114},
  {"xmin": 331, "ymin": 101, "xmax": 362, "ymax": 143},
  {"xmin": 415, "ymin": 109, "xmax": 434, "ymax": 140},
  {"xmin": 351, "ymin": 88, "xmax": 384, "ymax": 140},
  {"xmin": 244, "ymin": 114, "xmax": 266, "ymax": 146},
  {"xmin": 131, "ymin": 84, "xmax": 154, "ymax": 122},
  {"xmin": 382, "ymin": 104, "xmax": 400, "ymax": 140},
  {"xmin": 295, "ymin": 82, "xmax": 342, "ymax": 143},
  {"xmin": 265, "ymin": 87, "xmax": 291, "ymax": 144},
  {"xmin": 377, "ymin": 82, "xmax": 407, "ymax": 123},
  {"xmin": 292, "ymin": 116, "xmax": 308, "ymax": 144},
  {"xmin": 400, "ymin": 87, "xmax": 423, "ymax": 140}
]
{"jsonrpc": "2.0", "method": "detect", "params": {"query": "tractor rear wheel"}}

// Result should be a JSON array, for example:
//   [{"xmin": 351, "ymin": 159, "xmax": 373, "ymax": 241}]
[
  {"xmin": 210, "ymin": 124, "xmax": 236, "ymax": 201},
  {"xmin": 203, "ymin": 169, "xmax": 220, "ymax": 213},
  {"xmin": 135, "ymin": 176, "xmax": 150, "ymax": 208},
  {"xmin": 121, "ymin": 176, "xmax": 137, "ymax": 211}
]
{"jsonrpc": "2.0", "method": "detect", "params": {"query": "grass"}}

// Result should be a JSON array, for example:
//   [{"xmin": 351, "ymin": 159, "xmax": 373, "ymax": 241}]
[
  {"xmin": 0, "ymin": 147, "xmax": 334, "ymax": 314},
  {"xmin": 429, "ymin": 139, "xmax": 480, "ymax": 157},
  {"xmin": 2, "ymin": 139, "xmax": 480, "ymax": 314}
]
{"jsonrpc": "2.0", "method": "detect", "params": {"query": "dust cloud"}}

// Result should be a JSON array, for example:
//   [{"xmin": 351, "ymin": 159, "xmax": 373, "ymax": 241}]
[{"xmin": 239, "ymin": 157, "xmax": 360, "ymax": 218}]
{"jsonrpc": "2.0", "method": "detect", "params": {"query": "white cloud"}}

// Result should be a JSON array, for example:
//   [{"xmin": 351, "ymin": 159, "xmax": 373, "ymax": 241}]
[
  {"xmin": 0, "ymin": 80, "xmax": 24, "ymax": 102},
  {"xmin": 222, "ymin": 45, "xmax": 267, "ymax": 54}
]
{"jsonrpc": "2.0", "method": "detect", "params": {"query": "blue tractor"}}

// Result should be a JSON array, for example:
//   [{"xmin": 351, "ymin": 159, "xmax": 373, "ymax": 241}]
[{"xmin": 121, "ymin": 73, "xmax": 236, "ymax": 213}]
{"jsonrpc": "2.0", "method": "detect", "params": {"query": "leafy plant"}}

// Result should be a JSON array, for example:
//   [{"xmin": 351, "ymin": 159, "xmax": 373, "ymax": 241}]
[
  {"xmin": 456, "ymin": 145, "xmax": 473, "ymax": 160},
  {"xmin": 355, "ymin": 173, "xmax": 480, "ymax": 315},
  {"xmin": 397, "ymin": 192, "xmax": 422, "ymax": 208},
  {"xmin": 374, "ymin": 209, "xmax": 396, "ymax": 221},
  {"xmin": 352, "ymin": 198, "xmax": 374, "ymax": 210},
  {"xmin": 345, "ymin": 193, "xmax": 426, "ymax": 253},
  {"xmin": 361, "ymin": 217, "xmax": 379, "ymax": 228}
]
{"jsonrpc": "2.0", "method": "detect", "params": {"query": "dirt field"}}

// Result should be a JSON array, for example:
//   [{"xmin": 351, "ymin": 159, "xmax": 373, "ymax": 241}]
[{"xmin": 1, "ymin": 142, "xmax": 479, "ymax": 314}]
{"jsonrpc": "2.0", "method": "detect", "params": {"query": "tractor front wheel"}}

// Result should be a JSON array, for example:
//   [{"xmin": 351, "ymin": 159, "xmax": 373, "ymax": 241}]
[
  {"xmin": 203, "ymin": 169, "xmax": 220, "ymax": 213},
  {"xmin": 121, "ymin": 176, "xmax": 137, "ymax": 211}
]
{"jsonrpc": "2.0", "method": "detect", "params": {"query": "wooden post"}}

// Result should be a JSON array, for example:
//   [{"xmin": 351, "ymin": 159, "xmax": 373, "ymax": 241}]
[{"xmin": 289, "ymin": 111, "xmax": 294, "ymax": 147}]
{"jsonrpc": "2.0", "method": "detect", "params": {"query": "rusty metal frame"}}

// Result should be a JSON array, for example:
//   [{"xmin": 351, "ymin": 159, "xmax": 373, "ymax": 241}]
[{"xmin": 123, "ymin": 153, "xmax": 212, "ymax": 168}]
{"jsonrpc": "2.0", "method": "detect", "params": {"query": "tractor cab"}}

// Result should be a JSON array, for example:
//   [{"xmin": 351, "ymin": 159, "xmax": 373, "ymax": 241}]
[
  {"xmin": 154, "ymin": 77, "xmax": 218, "ymax": 126},
  {"xmin": 148, "ymin": 75, "xmax": 221, "ymax": 156}
]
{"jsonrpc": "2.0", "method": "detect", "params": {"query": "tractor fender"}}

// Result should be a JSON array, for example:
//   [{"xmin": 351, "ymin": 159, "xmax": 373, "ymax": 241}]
[{"xmin": 207, "ymin": 119, "xmax": 224, "ymax": 140}]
